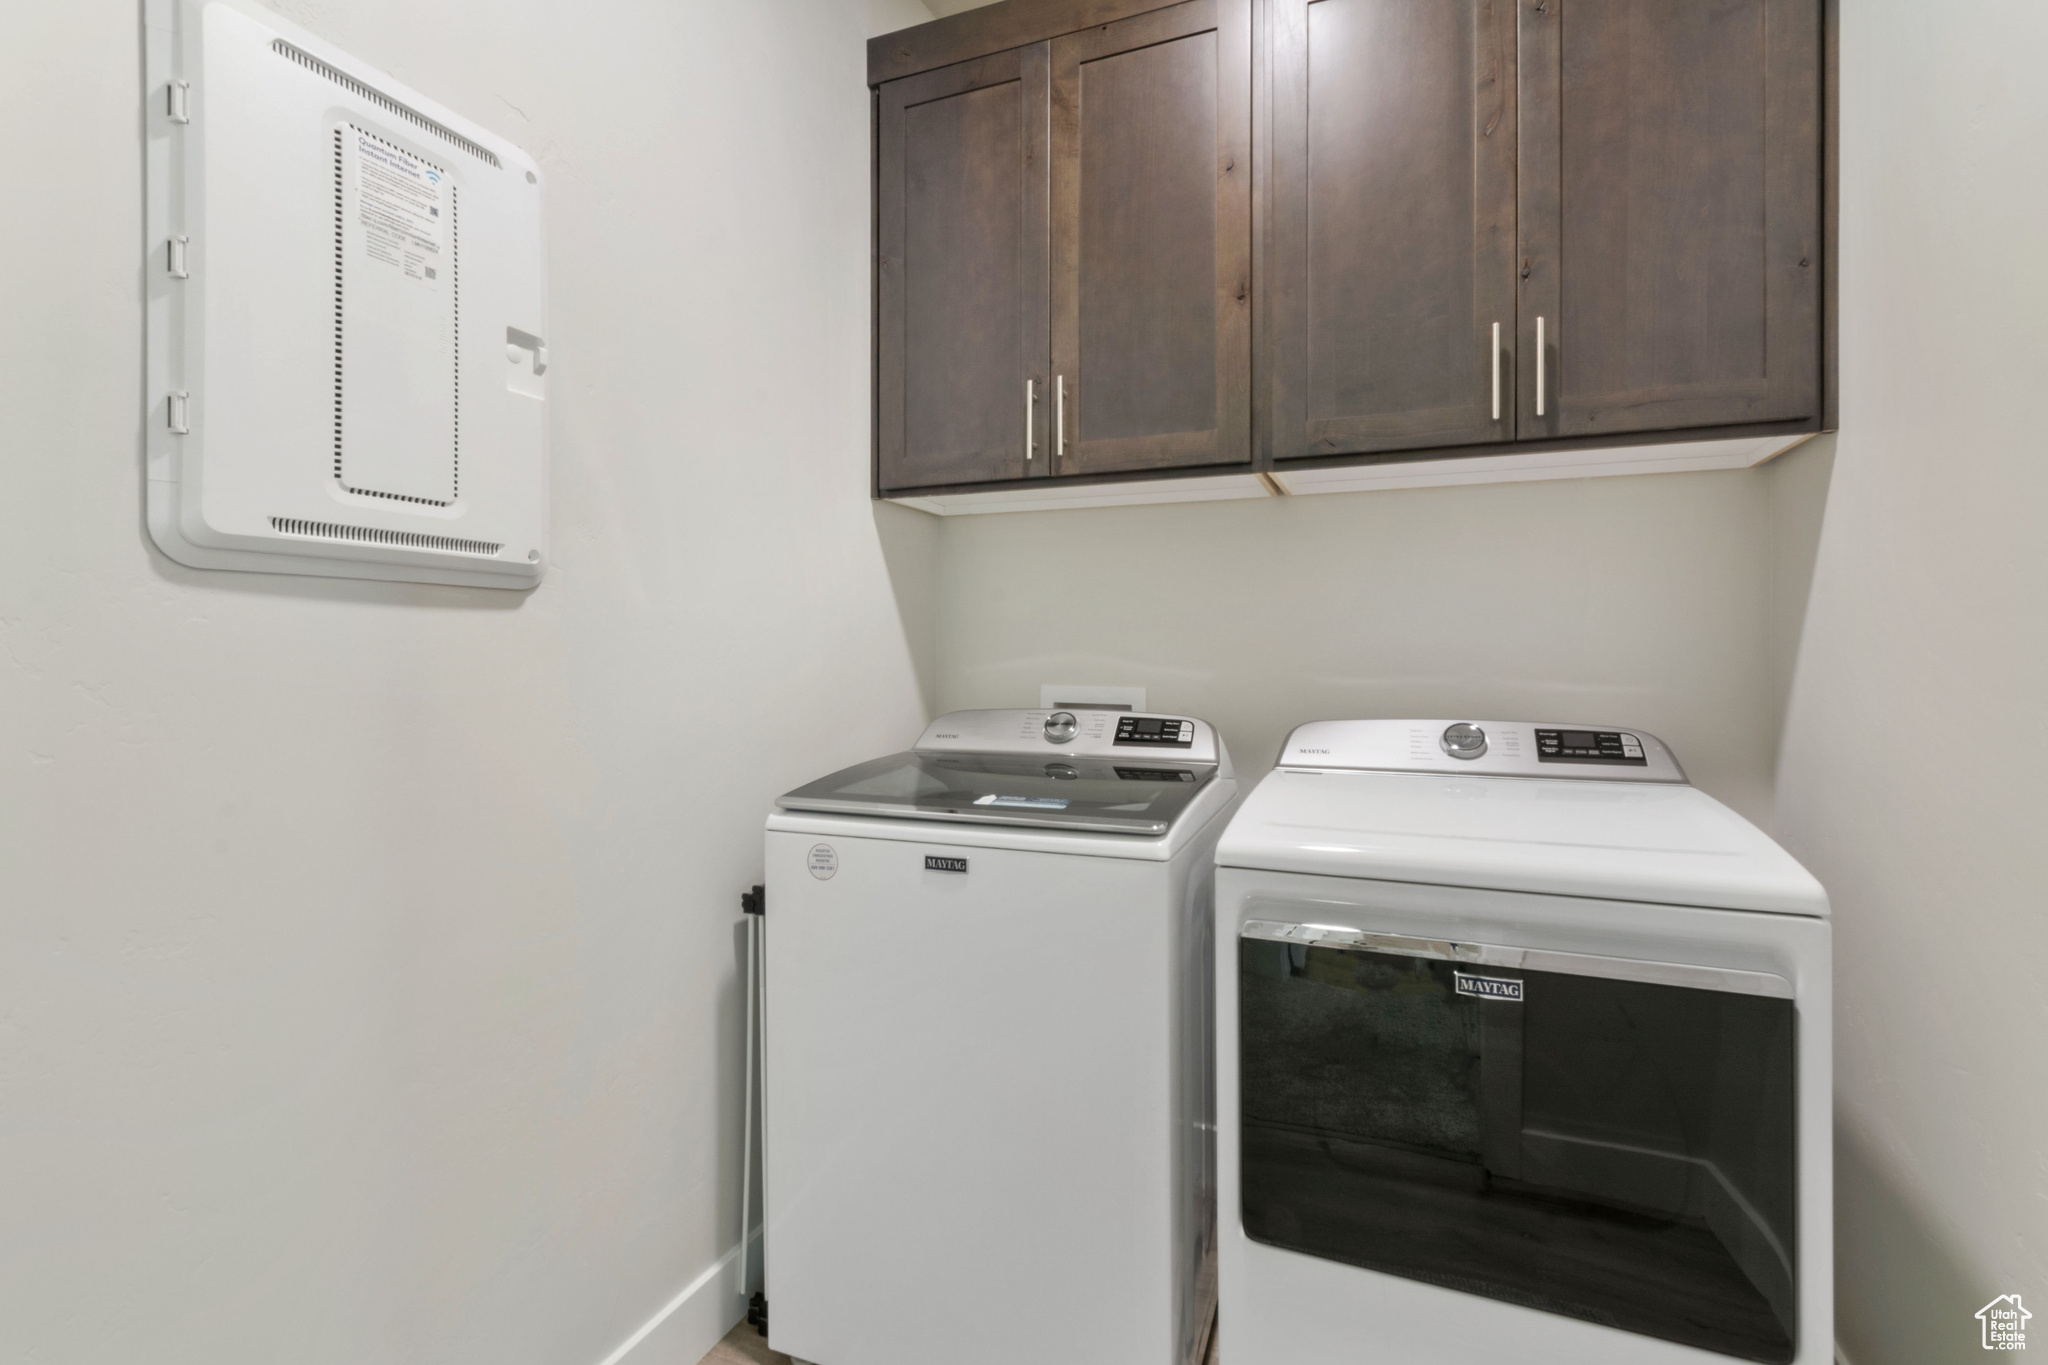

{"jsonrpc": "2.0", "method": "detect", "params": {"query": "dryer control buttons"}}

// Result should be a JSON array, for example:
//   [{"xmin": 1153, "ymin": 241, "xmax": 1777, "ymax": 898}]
[
  {"xmin": 1534, "ymin": 729, "xmax": 1647, "ymax": 765},
  {"xmin": 1440, "ymin": 723, "xmax": 1488, "ymax": 760},
  {"xmin": 1043, "ymin": 711, "xmax": 1079, "ymax": 744}
]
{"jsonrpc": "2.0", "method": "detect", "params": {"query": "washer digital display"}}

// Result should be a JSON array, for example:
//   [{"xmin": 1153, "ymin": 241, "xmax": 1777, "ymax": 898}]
[{"xmin": 1116, "ymin": 717, "xmax": 1195, "ymax": 748}]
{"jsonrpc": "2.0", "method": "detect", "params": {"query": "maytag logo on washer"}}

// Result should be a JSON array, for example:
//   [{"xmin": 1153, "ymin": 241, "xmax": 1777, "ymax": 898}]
[
  {"xmin": 806, "ymin": 844, "xmax": 838, "ymax": 880},
  {"xmin": 924, "ymin": 855, "xmax": 969, "ymax": 874},
  {"xmin": 1454, "ymin": 971, "xmax": 1525, "ymax": 1003}
]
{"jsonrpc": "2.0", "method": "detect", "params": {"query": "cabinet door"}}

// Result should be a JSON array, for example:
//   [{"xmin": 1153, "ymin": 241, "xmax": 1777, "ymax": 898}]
[
  {"xmin": 1268, "ymin": 0, "xmax": 1518, "ymax": 460},
  {"xmin": 1049, "ymin": 0, "xmax": 1251, "ymax": 476},
  {"xmin": 878, "ymin": 48, "xmax": 1050, "ymax": 492},
  {"xmin": 1519, "ymin": 0, "xmax": 1821, "ymax": 439}
]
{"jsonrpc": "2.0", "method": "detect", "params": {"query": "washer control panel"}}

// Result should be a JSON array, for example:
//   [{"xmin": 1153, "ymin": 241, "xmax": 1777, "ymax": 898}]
[
  {"xmin": 1535, "ymin": 728, "xmax": 1646, "ymax": 765},
  {"xmin": 1116, "ymin": 716, "xmax": 1195, "ymax": 748},
  {"xmin": 914, "ymin": 709, "xmax": 1227, "ymax": 772}
]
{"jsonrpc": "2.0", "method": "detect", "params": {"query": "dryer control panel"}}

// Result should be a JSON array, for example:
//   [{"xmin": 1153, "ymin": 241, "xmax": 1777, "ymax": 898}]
[
  {"xmin": 1534, "ymin": 729, "xmax": 1646, "ymax": 765},
  {"xmin": 1278, "ymin": 719, "xmax": 1685, "ymax": 783}
]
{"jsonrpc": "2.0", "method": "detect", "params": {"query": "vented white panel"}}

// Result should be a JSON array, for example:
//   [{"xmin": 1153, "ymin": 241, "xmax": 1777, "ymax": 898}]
[{"xmin": 144, "ymin": 0, "xmax": 548, "ymax": 589}]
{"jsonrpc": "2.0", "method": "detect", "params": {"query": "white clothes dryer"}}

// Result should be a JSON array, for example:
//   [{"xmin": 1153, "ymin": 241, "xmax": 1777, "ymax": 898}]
[
  {"xmin": 1215, "ymin": 720, "xmax": 1830, "ymax": 1365},
  {"xmin": 763, "ymin": 709, "xmax": 1238, "ymax": 1365}
]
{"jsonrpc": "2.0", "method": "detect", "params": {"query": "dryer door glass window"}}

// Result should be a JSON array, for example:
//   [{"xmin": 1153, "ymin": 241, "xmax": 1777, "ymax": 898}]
[{"xmin": 1238, "ymin": 936, "xmax": 1797, "ymax": 1364}]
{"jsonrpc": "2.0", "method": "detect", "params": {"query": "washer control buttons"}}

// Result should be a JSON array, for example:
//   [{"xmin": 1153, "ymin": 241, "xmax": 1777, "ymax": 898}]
[
  {"xmin": 1114, "ymin": 715, "xmax": 1196, "ymax": 748},
  {"xmin": 1440, "ymin": 722, "xmax": 1488, "ymax": 760},
  {"xmin": 1043, "ymin": 711, "xmax": 1079, "ymax": 744}
]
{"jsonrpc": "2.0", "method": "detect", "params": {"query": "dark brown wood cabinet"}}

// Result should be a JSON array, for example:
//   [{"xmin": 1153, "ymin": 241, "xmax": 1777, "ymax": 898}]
[
  {"xmin": 1266, "ymin": 0, "xmax": 1519, "ymax": 460},
  {"xmin": 1050, "ymin": 0, "xmax": 1251, "ymax": 476},
  {"xmin": 874, "ymin": 0, "xmax": 1253, "ymax": 495},
  {"xmin": 876, "ymin": 46, "xmax": 1049, "ymax": 490},
  {"xmin": 871, "ymin": 0, "xmax": 1831, "ymax": 499},
  {"xmin": 1516, "ymin": 0, "xmax": 1822, "ymax": 441}
]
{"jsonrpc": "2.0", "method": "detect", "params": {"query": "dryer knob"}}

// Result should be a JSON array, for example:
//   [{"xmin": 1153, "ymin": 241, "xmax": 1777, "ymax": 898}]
[
  {"xmin": 1044, "ymin": 711, "xmax": 1079, "ymax": 744},
  {"xmin": 1440, "ymin": 722, "xmax": 1488, "ymax": 760}
]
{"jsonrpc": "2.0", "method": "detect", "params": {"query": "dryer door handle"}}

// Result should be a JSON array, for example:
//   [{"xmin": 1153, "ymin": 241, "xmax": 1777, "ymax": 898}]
[{"xmin": 1238, "ymin": 921, "xmax": 1792, "ymax": 998}]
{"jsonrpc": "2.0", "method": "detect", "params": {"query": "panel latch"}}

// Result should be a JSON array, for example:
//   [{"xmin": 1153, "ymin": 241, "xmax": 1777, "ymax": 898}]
[{"xmin": 506, "ymin": 327, "xmax": 547, "ymax": 375}]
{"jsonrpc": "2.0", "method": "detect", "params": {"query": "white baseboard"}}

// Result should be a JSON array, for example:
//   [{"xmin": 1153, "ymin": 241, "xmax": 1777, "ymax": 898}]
[
  {"xmin": 589, "ymin": 1238, "xmax": 1838, "ymax": 1365},
  {"xmin": 593, "ymin": 1230, "xmax": 762, "ymax": 1365}
]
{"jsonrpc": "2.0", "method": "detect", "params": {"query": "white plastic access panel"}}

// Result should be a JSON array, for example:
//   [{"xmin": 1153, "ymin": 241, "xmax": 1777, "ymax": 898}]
[{"xmin": 144, "ymin": 0, "xmax": 549, "ymax": 588}]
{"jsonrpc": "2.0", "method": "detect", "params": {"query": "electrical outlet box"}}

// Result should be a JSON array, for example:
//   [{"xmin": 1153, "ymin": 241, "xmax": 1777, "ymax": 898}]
[
  {"xmin": 144, "ymin": 0, "xmax": 549, "ymax": 588},
  {"xmin": 1040, "ymin": 685, "xmax": 1148, "ymax": 713}
]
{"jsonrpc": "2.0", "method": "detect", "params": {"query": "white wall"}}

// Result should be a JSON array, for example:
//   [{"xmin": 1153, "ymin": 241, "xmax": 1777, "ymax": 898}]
[
  {"xmin": 932, "ymin": 458, "xmax": 1831, "ymax": 827},
  {"xmin": 0, "ymin": 1, "xmax": 933, "ymax": 1362},
  {"xmin": 1774, "ymin": 1, "xmax": 2048, "ymax": 1360}
]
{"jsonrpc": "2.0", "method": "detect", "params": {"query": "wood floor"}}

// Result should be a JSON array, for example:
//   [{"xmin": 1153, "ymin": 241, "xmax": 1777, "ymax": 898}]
[
  {"xmin": 694, "ymin": 1316, "xmax": 1223, "ymax": 1365},
  {"xmin": 697, "ymin": 1318, "xmax": 790, "ymax": 1365}
]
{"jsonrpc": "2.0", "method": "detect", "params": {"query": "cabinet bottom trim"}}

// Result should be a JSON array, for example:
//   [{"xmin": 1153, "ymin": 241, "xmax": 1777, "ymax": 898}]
[
  {"xmin": 1271, "ymin": 434, "xmax": 1814, "ymax": 498},
  {"xmin": 890, "ymin": 472, "xmax": 1273, "ymax": 516},
  {"xmin": 882, "ymin": 434, "xmax": 1816, "ymax": 516}
]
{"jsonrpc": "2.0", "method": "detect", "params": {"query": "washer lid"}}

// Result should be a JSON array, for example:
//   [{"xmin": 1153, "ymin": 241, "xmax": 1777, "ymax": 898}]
[
  {"xmin": 1217, "ymin": 768, "xmax": 1828, "ymax": 917},
  {"xmin": 776, "ymin": 750, "xmax": 1216, "ymax": 837}
]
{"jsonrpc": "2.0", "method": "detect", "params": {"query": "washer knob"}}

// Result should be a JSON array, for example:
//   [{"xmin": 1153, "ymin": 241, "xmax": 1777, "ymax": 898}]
[
  {"xmin": 1440, "ymin": 722, "xmax": 1488, "ymax": 760},
  {"xmin": 1043, "ymin": 711, "xmax": 1079, "ymax": 744}
]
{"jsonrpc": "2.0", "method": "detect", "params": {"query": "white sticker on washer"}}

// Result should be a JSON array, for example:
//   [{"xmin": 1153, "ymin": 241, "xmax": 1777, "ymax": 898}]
[
  {"xmin": 975, "ymin": 795, "xmax": 1070, "ymax": 809},
  {"xmin": 807, "ymin": 844, "xmax": 838, "ymax": 880}
]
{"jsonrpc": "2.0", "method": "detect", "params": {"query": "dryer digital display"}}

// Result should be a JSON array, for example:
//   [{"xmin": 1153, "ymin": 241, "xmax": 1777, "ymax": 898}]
[{"xmin": 1534, "ymin": 729, "xmax": 1647, "ymax": 765}]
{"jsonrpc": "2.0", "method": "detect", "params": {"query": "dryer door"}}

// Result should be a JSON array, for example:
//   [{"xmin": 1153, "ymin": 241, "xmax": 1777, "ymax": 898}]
[{"xmin": 1237, "ymin": 923, "xmax": 1797, "ymax": 1364}]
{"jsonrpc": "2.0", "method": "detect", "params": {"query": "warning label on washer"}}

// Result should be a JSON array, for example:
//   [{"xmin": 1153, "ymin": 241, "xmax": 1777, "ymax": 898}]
[
  {"xmin": 807, "ymin": 844, "xmax": 839, "ymax": 880},
  {"xmin": 349, "ymin": 127, "xmax": 444, "ymax": 286}
]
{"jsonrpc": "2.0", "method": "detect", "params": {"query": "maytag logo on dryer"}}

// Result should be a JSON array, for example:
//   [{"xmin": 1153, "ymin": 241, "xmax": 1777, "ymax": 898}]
[
  {"xmin": 924, "ymin": 855, "xmax": 969, "ymax": 874},
  {"xmin": 1454, "ymin": 971, "xmax": 1525, "ymax": 1003}
]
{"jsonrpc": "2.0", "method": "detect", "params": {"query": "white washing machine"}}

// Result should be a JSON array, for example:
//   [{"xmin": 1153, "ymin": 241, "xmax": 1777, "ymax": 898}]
[
  {"xmin": 763, "ymin": 709, "xmax": 1238, "ymax": 1365},
  {"xmin": 1215, "ymin": 720, "xmax": 1831, "ymax": 1365}
]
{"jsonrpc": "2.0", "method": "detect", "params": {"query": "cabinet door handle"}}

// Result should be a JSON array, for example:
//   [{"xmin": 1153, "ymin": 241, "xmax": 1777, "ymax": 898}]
[
  {"xmin": 1056, "ymin": 375, "xmax": 1065, "ymax": 461},
  {"xmin": 1536, "ymin": 316, "xmax": 1546, "ymax": 417},
  {"xmin": 1026, "ymin": 378, "xmax": 1036, "ymax": 462},
  {"xmin": 1491, "ymin": 322, "xmax": 1501, "ymax": 421}
]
